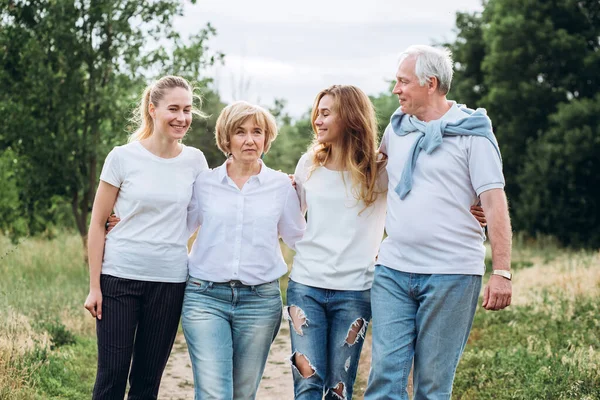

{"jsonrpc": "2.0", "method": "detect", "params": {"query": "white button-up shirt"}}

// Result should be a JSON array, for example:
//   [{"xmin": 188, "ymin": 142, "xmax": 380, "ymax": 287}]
[{"xmin": 187, "ymin": 160, "xmax": 306, "ymax": 285}]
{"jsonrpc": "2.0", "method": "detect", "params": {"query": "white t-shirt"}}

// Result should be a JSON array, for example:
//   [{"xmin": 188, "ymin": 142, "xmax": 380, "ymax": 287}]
[
  {"xmin": 290, "ymin": 152, "xmax": 388, "ymax": 291},
  {"xmin": 378, "ymin": 102, "xmax": 505, "ymax": 275},
  {"xmin": 100, "ymin": 141, "xmax": 208, "ymax": 282},
  {"xmin": 186, "ymin": 160, "xmax": 306, "ymax": 285}
]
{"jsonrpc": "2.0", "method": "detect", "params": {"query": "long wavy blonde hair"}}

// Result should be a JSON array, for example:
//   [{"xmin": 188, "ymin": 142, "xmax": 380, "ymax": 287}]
[{"xmin": 309, "ymin": 85, "xmax": 386, "ymax": 209}]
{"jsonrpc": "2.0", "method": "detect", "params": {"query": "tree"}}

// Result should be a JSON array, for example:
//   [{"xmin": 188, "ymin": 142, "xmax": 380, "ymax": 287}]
[
  {"xmin": 263, "ymin": 100, "xmax": 313, "ymax": 173},
  {"xmin": 516, "ymin": 94, "xmax": 600, "ymax": 247},
  {"xmin": 448, "ymin": 0, "xmax": 600, "ymax": 244},
  {"xmin": 370, "ymin": 81, "xmax": 400, "ymax": 141},
  {"xmin": 0, "ymin": 0, "xmax": 223, "ymax": 245},
  {"xmin": 0, "ymin": 148, "xmax": 27, "ymax": 241},
  {"xmin": 184, "ymin": 88, "xmax": 227, "ymax": 168}
]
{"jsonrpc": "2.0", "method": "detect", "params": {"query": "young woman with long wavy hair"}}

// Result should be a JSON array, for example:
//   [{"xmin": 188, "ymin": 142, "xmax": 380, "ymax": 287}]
[{"xmin": 285, "ymin": 85, "xmax": 388, "ymax": 400}]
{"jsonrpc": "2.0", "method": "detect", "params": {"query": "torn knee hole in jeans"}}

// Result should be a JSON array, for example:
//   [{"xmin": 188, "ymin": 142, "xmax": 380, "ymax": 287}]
[
  {"xmin": 344, "ymin": 318, "xmax": 368, "ymax": 346},
  {"xmin": 327, "ymin": 382, "xmax": 346, "ymax": 400},
  {"xmin": 289, "ymin": 351, "xmax": 316, "ymax": 378},
  {"xmin": 284, "ymin": 305, "xmax": 308, "ymax": 336}
]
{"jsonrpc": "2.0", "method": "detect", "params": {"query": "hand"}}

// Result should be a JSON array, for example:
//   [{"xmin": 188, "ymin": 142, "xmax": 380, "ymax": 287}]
[
  {"xmin": 482, "ymin": 274, "xmax": 512, "ymax": 311},
  {"xmin": 288, "ymin": 174, "xmax": 296, "ymax": 189},
  {"xmin": 471, "ymin": 205, "xmax": 487, "ymax": 227},
  {"xmin": 106, "ymin": 214, "xmax": 120, "ymax": 233},
  {"xmin": 84, "ymin": 288, "xmax": 103, "ymax": 320}
]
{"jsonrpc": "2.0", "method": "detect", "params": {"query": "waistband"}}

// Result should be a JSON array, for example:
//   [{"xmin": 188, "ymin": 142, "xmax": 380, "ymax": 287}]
[{"xmin": 187, "ymin": 276, "xmax": 278, "ymax": 288}]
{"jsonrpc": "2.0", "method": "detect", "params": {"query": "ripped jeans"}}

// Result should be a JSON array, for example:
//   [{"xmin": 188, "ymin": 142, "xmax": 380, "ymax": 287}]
[{"xmin": 286, "ymin": 279, "xmax": 371, "ymax": 400}]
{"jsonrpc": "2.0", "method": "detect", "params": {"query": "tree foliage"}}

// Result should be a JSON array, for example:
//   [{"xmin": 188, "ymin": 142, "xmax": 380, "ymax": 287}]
[
  {"xmin": 263, "ymin": 100, "xmax": 313, "ymax": 174},
  {"xmin": 516, "ymin": 94, "xmax": 600, "ymax": 247},
  {"xmin": 0, "ymin": 0, "xmax": 222, "ymax": 242},
  {"xmin": 448, "ymin": 0, "xmax": 600, "ymax": 247}
]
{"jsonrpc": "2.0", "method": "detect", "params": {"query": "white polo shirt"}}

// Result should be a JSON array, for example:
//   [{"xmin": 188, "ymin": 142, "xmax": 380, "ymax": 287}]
[
  {"xmin": 100, "ymin": 141, "xmax": 209, "ymax": 283},
  {"xmin": 187, "ymin": 160, "xmax": 306, "ymax": 285},
  {"xmin": 378, "ymin": 103, "xmax": 505, "ymax": 275}
]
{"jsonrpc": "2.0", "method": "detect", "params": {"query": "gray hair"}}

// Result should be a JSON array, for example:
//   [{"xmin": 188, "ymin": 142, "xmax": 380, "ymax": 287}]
[{"xmin": 398, "ymin": 45, "xmax": 454, "ymax": 95}]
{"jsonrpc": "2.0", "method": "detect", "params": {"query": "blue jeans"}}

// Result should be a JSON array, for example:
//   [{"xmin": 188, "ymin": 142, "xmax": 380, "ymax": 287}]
[
  {"xmin": 365, "ymin": 265, "xmax": 481, "ymax": 400},
  {"xmin": 181, "ymin": 277, "xmax": 282, "ymax": 400},
  {"xmin": 286, "ymin": 279, "xmax": 372, "ymax": 400}
]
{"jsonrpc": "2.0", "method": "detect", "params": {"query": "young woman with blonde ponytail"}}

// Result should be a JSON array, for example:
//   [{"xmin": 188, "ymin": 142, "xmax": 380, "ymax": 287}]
[{"xmin": 84, "ymin": 75, "xmax": 209, "ymax": 399}]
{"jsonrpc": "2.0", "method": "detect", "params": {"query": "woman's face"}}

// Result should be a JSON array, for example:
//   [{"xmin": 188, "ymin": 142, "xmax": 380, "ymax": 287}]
[
  {"xmin": 314, "ymin": 94, "xmax": 343, "ymax": 145},
  {"xmin": 229, "ymin": 117, "xmax": 266, "ymax": 163},
  {"xmin": 150, "ymin": 87, "xmax": 193, "ymax": 141}
]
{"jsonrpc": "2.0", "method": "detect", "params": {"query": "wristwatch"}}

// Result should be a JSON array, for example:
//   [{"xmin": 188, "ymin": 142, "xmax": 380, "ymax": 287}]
[{"xmin": 491, "ymin": 269, "xmax": 512, "ymax": 280}]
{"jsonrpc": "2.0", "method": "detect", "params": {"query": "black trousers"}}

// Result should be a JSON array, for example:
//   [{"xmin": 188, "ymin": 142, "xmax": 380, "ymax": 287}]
[{"xmin": 92, "ymin": 274, "xmax": 186, "ymax": 400}]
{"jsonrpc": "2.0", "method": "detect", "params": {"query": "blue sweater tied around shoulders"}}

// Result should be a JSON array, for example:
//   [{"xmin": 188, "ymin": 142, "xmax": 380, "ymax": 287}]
[{"xmin": 390, "ymin": 105, "xmax": 502, "ymax": 199}]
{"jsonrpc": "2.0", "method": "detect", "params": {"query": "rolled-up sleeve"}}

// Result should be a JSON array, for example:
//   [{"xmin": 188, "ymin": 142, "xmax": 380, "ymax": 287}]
[{"xmin": 278, "ymin": 183, "xmax": 306, "ymax": 250}]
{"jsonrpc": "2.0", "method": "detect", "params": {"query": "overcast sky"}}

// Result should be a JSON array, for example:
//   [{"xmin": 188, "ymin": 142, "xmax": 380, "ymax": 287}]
[{"xmin": 174, "ymin": 0, "xmax": 483, "ymax": 118}]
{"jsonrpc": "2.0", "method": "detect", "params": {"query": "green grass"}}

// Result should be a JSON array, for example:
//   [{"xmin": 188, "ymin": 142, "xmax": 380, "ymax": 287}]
[
  {"xmin": 1, "ymin": 233, "xmax": 599, "ymax": 399},
  {"xmin": 0, "ymin": 232, "xmax": 96, "ymax": 399},
  {"xmin": 454, "ymin": 295, "xmax": 600, "ymax": 399},
  {"xmin": 454, "ymin": 239, "xmax": 600, "ymax": 399}
]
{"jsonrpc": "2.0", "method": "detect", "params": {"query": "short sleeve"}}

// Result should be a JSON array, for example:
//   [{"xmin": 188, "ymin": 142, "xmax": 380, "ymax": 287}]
[
  {"xmin": 278, "ymin": 181, "xmax": 306, "ymax": 250},
  {"xmin": 99, "ymin": 147, "xmax": 123, "ymax": 188},
  {"xmin": 187, "ymin": 174, "xmax": 205, "ymax": 235},
  {"xmin": 293, "ymin": 152, "xmax": 312, "ymax": 215},
  {"xmin": 468, "ymin": 136, "xmax": 505, "ymax": 196},
  {"xmin": 194, "ymin": 149, "xmax": 210, "ymax": 177},
  {"xmin": 376, "ymin": 161, "xmax": 389, "ymax": 193},
  {"xmin": 379, "ymin": 125, "xmax": 391, "ymax": 155}
]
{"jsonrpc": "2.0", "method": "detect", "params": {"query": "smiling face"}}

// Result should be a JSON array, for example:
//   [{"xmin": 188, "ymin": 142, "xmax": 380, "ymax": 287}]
[
  {"xmin": 229, "ymin": 117, "xmax": 266, "ymax": 163},
  {"xmin": 392, "ymin": 55, "xmax": 431, "ymax": 118},
  {"xmin": 313, "ymin": 94, "xmax": 343, "ymax": 145},
  {"xmin": 149, "ymin": 87, "xmax": 193, "ymax": 141}
]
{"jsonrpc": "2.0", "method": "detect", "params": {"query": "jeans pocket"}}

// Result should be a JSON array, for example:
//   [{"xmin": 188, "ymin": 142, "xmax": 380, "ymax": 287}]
[
  {"xmin": 186, "ymin": 278, "xmax": 211, "ymax": 293},
  {"xmin": 253, "ymin": 281, "xmax": 281, "ymax": 298}
]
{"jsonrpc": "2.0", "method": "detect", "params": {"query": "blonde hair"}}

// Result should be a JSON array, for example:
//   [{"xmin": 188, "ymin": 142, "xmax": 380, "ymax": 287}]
[
  {"xmin": 309, "ymin": 85, "xmax": 386, "ymax": 210},
  {"xmin": 215, "ymin": 101, "xmax": 278, "ymax": 156},
  {"xmin": 129, "ymin": 75, "xmax": 206, "ymax": 142}
]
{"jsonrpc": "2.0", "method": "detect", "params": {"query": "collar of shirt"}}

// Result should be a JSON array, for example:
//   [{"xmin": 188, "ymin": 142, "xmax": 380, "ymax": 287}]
[
  {"xmin": 216, "ymin": 159, "xmax": 268, "ymax": 186},
  {"xmin": 440, "ymin": 100, "xmax": 468, "ymax": 123}
]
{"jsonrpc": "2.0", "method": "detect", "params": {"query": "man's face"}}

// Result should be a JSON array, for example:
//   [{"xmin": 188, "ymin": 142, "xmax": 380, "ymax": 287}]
[{"xmin": 392, "ymin": 56, "xmax": 430, "ymax": 117}]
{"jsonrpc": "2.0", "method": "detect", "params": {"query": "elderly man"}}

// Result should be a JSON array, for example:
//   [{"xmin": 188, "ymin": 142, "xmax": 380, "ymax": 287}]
[{"xmin": 365, "ymin": 45, "xmax": 512, "ymax": 400}]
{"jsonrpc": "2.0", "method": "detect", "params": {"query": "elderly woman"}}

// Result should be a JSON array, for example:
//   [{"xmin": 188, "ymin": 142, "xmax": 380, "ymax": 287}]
[{"xmin": 183, "ymin": 101, "xmax": 306, "ymax": 399}]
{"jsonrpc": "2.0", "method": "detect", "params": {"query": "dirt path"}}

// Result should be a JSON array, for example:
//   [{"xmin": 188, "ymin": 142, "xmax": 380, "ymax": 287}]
[
  {"xmin": 159, "ymin": 320, "xmax": 374, "ymax": 399},
  {"xmin": 159, "ymin": 321, "xmax": 294, "ymax": 399}
]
